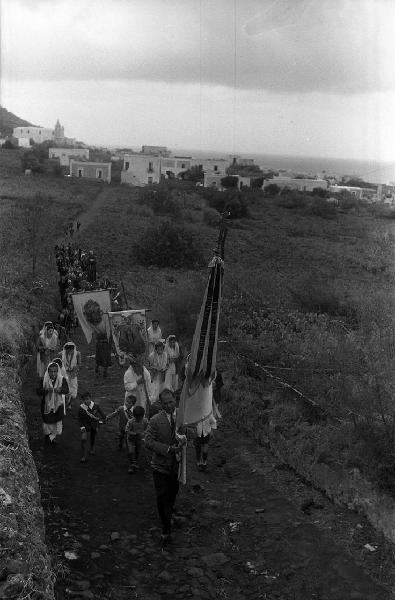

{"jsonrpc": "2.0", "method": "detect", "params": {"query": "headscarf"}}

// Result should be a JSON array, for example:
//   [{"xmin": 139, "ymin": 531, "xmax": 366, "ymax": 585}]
[
  {"xmin": 62, "ymin": 341, "xmax": 77, "ymax": 370},
  {"xmin": 39, "ymin": 322, "xmax": 58, "ymax": 350},
  {"xmin": 149, "ymin": 340, "xmax": 168, "ymax": 371},
  {"xmin": 42, "ymin": 362, "xmax": 63, "ymax": 414},
  {"xmin": 165, "ymin": 335, "xmax": 180, "ymax": 362},
  {"xmin": 52, "ymin": 357, "xmax": 68, "ymax": 380}
]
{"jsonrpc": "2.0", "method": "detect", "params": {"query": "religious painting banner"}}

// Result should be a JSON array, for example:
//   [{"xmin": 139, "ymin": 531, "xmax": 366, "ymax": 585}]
[
  {"xmin": 107, "ymin": 309, "xmax": 148, "ymax": 359},
  {"xmin": 71, "ymin": 290, "xmax": 112, "ymax": 344}
]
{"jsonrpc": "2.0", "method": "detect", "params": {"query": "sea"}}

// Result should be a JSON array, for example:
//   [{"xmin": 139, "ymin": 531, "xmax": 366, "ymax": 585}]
[
  {"xmin": 174, "ymin": 149, "xmax": 395, "ymax": 185},
  {"xmin": 109, "ymin": 144, "xmax": 395, "ymax": 185}
]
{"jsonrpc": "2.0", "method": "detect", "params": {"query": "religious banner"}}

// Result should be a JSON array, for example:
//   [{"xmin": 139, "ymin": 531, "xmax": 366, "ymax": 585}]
[
  {"xmin": 107, "ymin": 309, "xmax": 148, "ymax": 360},
  {"xmin": 71, "ymin": 290, "xmax": 112, "ymax": 344},
  {"xmin": 177, "ymin": 251, "xmax": 225, "ymax": 428}
]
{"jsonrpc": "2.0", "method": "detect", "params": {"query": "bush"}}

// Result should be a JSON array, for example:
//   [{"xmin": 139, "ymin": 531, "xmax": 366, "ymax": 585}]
[
  {"xmin": 127, "ymin": 203, "xmax": 154, "ymax": 218},
  {"xmin": 2, "ymin": 140, "xmax": 16, "ymax": 150},
  {"xmin": 203, "ymin": 188, "xmax": 249, "ymax": 219},
  {"xmin": 220, "ymin": 175, "xmax": 238, "ymax": 189},
  {"xmin": 264, "ymin": 183, "xmax": 280, "ymax": 196},
  {"xmin": 203, "ymin": 207, "xmax": 221, "ymax": 227},
  {"xmin": 156, "ymin": 277, "xmax": 206, "ymax": 339},
  {"xmin": 136, "ymin": 185, "xmax": 181, "ymax": 216},
  {"xmin": 132, "ymin": 221, "xmax": 204, "ymax": 269},
  {"xmin": 276, "ymin": 190, "xmax": 307, "ymax": 209},
  {"xmin": 308, "ymin": 197, "xmax": 337, "ymax": 219}
]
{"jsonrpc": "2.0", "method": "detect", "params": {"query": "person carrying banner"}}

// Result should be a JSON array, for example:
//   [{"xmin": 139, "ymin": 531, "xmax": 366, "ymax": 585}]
[
  {"xmin": 145, "ymin": 389, "xmax": 182, "ymax": 546},
  {"xmin": 95, "ymin": 332, "xmax": 111, "ymax": 378},
  {"xmin": 124, "ymin": 355, "xmax": 153, "ymax": 416},
  {"xmin": 39, "ymin": 362, "xmax": 69, "ymax": 444}
]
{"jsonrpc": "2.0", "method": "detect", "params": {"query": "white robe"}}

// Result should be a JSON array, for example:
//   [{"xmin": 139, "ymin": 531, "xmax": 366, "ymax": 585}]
[{"xmin": 124, "ymin": 366, "xmax": 153, "ymax": 415}]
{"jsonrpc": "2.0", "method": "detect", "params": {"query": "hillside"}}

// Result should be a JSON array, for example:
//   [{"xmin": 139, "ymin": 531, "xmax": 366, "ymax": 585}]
[
  {"xmin": 1, "ymin": 148, "xmax": 395, "ymax": 597},
  {"xmin": 0, "ymin": 105, "xmax": 34, "ymax": 136}
]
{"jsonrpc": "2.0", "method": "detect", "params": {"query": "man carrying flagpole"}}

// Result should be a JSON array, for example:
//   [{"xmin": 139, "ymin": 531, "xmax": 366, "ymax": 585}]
[{"xmin": 145, "ymin": 389, "xmax": 182, "ymax": 547}]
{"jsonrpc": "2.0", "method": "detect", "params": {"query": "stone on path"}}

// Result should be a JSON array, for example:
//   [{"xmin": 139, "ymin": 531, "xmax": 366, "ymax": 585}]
[
  {"xmin": 201, "ymin": 553, "xmax": 229, "ymax": 567},
  {"xmin": 110, "ymin": 531, "xmax": 121, "ymax": 541}
]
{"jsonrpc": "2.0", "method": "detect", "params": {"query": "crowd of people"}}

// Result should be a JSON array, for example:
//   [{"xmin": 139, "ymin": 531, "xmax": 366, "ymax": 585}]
[{"xmin": 35, "ymin": 236, "xmax": 224, "ymax": 545}]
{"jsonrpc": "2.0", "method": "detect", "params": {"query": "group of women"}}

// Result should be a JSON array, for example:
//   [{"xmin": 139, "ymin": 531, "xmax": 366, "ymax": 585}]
[{"xmin": 36, "ymin": 321, "xmax": 81, "ymax": 443}]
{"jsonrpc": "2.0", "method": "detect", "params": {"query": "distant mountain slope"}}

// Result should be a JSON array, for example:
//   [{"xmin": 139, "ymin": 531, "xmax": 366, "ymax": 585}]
[{"xmin": 0, "ymin": 106, "xmax": 34, "ymax": 136}]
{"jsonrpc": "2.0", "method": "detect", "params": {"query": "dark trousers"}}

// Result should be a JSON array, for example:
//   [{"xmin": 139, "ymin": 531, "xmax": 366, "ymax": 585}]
[
  {"xmin": 153, "ymin": 470, "xmax": 179, "ymax": 535},
  {"xmin": 127, "ymin": 435, "xmax": 143, "ymax": 461}
]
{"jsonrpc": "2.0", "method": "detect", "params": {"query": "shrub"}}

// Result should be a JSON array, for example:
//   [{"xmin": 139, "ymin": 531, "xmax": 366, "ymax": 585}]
[
  {"xmin": 181, "ymin": 209, "xmax": 201, "ymax": 223},
  {"xmin": 203, "ymin": 207, "xmax": 221, "ymax": 227},
  {"xmin": 156, "ymin": 277, "xmax": 206, "ymax": 339},
  {"xmin": 264, "ymin": 183, "xmax": 280, "ymax": 196},
  {"xmin": 276, "ymin": 190, "xmax": 307, "ymax": 209},
  {"xmin": 203, "ymin": 188, "xmax": 249, "ymax": 219},
  {"xmin": 136, "ymin": 185, "xmax": 181, "ymax": 216},
  {"xmin": 132, "ymin": 221, "xmax": 204, "ymax": 269},
  {"xmin": 220, "ymin": 175, "xmax": 238, "ymax": 189},
  {"xmin": 308, "ymin": 197, "xmax": 337, "ymax": 219}
]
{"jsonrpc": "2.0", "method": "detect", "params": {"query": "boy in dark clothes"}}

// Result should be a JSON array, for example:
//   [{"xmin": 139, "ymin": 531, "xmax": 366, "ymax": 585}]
[
  {"xmin": 78, "ymin": 391, "xmax": 106, "ymax": 463},
  {"xmin": 125, "ymin": 405, "xmax": 148, "ymax": 473}
]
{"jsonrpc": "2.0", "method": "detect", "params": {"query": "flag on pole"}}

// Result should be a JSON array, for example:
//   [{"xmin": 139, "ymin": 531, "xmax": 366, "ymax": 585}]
[
  {"xmin": 71, "ymin": 290, "xmax": 111, "ymax": 344},
  {"xmin": 177, "ymin": 217, "xmax": 227, "ymax": 429}
]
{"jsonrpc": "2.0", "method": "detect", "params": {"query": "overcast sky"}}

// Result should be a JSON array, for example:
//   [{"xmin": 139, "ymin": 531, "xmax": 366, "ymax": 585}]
[{"xmin": 1, "ymin": 0, "xmax": 394, "ymax": 161}]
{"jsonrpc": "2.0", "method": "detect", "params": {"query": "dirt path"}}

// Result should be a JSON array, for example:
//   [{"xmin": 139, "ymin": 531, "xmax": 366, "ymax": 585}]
[{"xmin": 23, "ymin": 320, "xmax": 394, "ymax": 600}]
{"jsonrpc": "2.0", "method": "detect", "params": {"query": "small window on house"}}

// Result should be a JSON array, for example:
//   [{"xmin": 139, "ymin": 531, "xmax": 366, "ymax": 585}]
[
  {"xmin": 148, "ymin": 177, "xmax": 153, "ymax": 184},
  {"xmin": 214, "ymin": 165, "xmax": 218, "ymax": 171},
  {"xmin": 78, "ymin": 169, "xmax": 83, "ymax": 178},
  {"xmin": 97, "ymin": 169, "xmax": 103, "ymax": 179},
  {"xmin": 125, "ymin": 161, "xmax": 130, "ymax": 170},
  {"xmin": 181, "ymin": 163, "xmax": 186, "ymax": 169},
  {"xmin": 27, "ymin": 130, "xmax": 30, "ymax": 134},
  {"xmin": 39, "ymin": 130, "xmax": 41, "ymax": 134},
  {"xmin": 148, "ymin": 162, "xmax": 153, "ymax": 172}
]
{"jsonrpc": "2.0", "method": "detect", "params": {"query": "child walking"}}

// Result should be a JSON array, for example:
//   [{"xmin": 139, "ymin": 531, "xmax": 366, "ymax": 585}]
[
  {"xmin": 78, "ymin": 391, "xmax": 106, "ymax": 463},
  {"xmin": 125, "ymin": 405, "xmax": 148, "ymax": 473},
  {"xmin": 106, "ymin": 394, "xmax": 136, "ymax": 450}
]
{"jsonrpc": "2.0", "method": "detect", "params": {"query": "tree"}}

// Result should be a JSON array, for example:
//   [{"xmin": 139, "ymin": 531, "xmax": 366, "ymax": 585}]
[
  {"xmin": 132, "ymin": 221, "xmax": 204, "ymax": 269},
  {"xmin": 221, "ymin": 175, "xmax": 238, "ymax": 189},
  {"xmin": 312, "ymin": 187, "xmax": 328, "ymax": 198},
  {"xmin": 182, "ymin": 165, "xmax": 204, "ymax": 183},
  {"xmin": 2, "ymin": 140, "xmax": 15, "ymax": 150},
  {"xmin": 264, "ymin": 183, "xmax": 280, "ymax": 196}
]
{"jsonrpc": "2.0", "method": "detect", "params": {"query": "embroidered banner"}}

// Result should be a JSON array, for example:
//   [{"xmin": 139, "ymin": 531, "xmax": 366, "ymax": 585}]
[
  {"xmin": 71, "ymin": 290, "xmax": 111, "ymax": 344},
  {"xmin": 108, "ymin": 309, "xmax": 148, "ymax": 359}
]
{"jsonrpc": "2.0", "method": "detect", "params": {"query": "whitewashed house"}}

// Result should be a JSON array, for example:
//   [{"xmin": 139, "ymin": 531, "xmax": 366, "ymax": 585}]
[
  {"xmin": 121, "ymin": 154, "xmax": 161, "ymax": 186},
  {"xmin": 49, "ymin": 147, "xmax": 89, "ymax": 166}
]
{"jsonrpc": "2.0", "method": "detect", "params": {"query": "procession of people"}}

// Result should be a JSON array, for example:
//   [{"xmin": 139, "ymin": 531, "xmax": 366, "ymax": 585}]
[{"xmin": 35, "ymin": 236, "xmax": 223, "ymax": 545}]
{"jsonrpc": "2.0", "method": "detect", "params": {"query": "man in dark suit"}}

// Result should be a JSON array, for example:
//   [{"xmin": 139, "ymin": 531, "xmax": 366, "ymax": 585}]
[{"xmin": 145, "ymin": 389, "xmax": 181, "ymax": 545}]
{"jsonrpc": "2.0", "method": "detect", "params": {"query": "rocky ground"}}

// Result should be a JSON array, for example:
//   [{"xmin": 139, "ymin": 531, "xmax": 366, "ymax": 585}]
[{"xmin": 23, "ymin": 327, "xmax": 395, "ymax": 600}]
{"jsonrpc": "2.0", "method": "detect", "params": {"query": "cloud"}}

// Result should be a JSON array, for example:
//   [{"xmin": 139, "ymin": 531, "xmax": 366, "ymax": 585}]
[{"xmin": 2, "ymin": 0, "xmax": 394, "ymax": 94}]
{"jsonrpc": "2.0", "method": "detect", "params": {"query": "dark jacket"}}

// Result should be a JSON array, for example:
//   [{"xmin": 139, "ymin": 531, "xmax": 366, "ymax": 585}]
[
  {"xmin": 145, "ymin": 410, "xmax": 177, "ymax": 475},
  {"xmin": 78, "ymin": 402, "xmax": 106, "ymax": 431}
]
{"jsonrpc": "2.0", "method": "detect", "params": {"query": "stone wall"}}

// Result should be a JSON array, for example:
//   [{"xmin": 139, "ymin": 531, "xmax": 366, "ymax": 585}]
[{"xmin": 0, "ymin": 358, "xmax": 54, "ymax": 599}]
